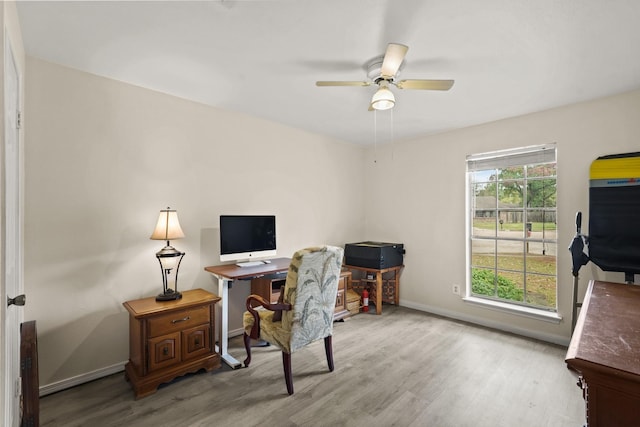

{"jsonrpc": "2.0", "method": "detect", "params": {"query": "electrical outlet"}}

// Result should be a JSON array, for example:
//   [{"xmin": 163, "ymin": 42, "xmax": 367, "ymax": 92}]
[{"xmin": 452, "ymin": 284, "xmax": 460, "ymax": 295}]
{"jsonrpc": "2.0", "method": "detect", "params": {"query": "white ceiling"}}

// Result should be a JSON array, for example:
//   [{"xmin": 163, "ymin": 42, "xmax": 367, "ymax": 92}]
[{"xmin": 16, "ymin": 0, "xmax": 640, "ymax": 145}]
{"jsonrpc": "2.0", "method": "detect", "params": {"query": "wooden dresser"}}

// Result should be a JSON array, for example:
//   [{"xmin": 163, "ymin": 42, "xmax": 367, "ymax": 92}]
[
  {"xmin": 250, "ymin": 270, "xmax": 352, "ymax": 320},
  {"xmin": 565, "ymin": 280, "xmax": 640, "ymax": 426},
  {"xmin": 123, "ymin": 288, "xmax": 221, "ymax": 399}
]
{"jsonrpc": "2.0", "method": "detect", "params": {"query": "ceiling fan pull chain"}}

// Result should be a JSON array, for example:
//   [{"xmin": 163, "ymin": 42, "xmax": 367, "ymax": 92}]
[
  {"xmin": 373, "ymin": 109, "xmax": 378, "ymax": 164},
  {"xmin": 390, "ymin": 108, "xmax": 395, "ymax": 162}
]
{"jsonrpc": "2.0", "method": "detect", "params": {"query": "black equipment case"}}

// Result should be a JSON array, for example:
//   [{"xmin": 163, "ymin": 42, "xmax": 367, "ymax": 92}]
[
  {"xmin": 589, "ymin": 152, "xmax": 640, "ymax": 276},
  {"xmin": 344, "ymin": 241, "xmax": 404, "ymax": 269}
]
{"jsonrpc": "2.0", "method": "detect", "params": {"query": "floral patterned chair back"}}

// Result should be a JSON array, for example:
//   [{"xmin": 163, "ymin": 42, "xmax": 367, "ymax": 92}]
[
  {"xmin": 242, "ymin": 245, "xmax": 344, "ymax": 394},
  {"xmin": 281, "ymin": 246, "xmax": 344, "ymax": 352}
]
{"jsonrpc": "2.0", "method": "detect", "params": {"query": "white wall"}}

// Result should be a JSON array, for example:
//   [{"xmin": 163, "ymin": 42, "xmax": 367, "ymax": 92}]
[
  {"xmin": 363, "ymin": 88, "xmax": 640, "ymax": 343},
  {"xmin": 23, "ymin": 57, "xmax": 365, "ymax": 390}
]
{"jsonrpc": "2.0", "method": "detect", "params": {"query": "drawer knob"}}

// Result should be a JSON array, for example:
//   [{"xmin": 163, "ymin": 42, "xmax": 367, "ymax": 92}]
[
  {"xmin": 171, "ymin": 316, "xmax": 190, "ymax": 324},
  {"xmin": 163, "ymin": 347, "xmax": 169, "ymax": 356}
]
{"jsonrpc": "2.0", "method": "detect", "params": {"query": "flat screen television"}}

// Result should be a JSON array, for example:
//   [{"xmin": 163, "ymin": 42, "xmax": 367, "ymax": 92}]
[{"xmin": 219, "ymin": 215, "xmax": 276, "ymax": 265}]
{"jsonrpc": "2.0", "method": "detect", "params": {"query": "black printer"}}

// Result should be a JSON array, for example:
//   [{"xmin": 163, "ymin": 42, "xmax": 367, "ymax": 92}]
[{"xmin": 344, "ymin": 241, "xmax": 404, "ymax": 269}]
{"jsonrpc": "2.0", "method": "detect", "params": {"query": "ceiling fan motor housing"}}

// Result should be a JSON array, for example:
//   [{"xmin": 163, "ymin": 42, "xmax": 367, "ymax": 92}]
[{"xmin": 366, "ymin": 56, "xmax": 402, "ymax": 84}]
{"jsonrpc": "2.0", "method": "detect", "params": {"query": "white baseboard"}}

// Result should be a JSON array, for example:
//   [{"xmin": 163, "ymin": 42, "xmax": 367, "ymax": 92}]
[
  {"xmin": 228, "ymin": 327, "xmax": 244, "ymax": 338},
  {"xmin": 399, "ymin": 299, "xmax": 570, "ymax": 347},
  {"xmin": 39, "ymin": 361, "xmax": 126, "ymax": 397},
  {"xmin": 39, "ymin": 329, "xmax": 247, "ymax": 396}
]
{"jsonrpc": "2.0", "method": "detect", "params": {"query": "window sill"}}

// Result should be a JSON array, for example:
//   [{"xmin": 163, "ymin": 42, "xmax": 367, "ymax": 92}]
[{"xmin": 462, "ymin": 296, "xmax": 562, "ymax": 323}]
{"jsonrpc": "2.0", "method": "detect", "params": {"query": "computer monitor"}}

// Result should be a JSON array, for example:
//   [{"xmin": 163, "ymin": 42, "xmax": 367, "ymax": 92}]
[{"xmin": 219, "ymin": 215, "xmax": 276, "ymax": 263}]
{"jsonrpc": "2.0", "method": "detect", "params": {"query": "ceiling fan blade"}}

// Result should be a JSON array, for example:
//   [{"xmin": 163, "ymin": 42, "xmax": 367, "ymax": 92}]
[
  {"xmin": 316, "ymin": 81, "xmax": 371, "ymax": 87},
  {"xmin": 395, "ymin": 79, "xmax": 454, "ymax": 90},
  {"xmin": 380, "ymin": 43, "xmax": 408, "ymax": 78}
]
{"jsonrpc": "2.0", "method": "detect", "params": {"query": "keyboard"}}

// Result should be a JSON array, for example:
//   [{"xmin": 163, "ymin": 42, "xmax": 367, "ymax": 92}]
[{"xmin": 236, "ymin": 261, "xmax": 266, "ymax": 268}]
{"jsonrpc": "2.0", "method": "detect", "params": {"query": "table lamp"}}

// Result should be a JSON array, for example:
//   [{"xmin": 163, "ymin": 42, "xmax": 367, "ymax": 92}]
[{"xmin": 150, "ymin": 207, "xmax": 185, "ymax": 301}]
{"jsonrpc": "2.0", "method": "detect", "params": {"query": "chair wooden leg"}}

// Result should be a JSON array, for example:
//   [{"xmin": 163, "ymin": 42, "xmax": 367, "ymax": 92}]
[
  {"xmin": 324, "ymin": 335, "xmax": 334, "ymax": 372},
  {"xmin": 243, "ymin": 333, "xmax": 252, "ymax": 367},
  {"xmin": 282, "ymin": 352, "xmax": 294, "ymax": 395}
]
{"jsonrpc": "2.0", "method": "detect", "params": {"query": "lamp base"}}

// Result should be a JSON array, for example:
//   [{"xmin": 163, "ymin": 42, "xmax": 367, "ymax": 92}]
[{"xmin": 156, "ymin": 289, "xmax": 182, "ymax": 301}]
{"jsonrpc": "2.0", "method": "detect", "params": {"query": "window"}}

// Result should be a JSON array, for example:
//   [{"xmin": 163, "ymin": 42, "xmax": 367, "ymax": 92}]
[{"xmin": 467, "ymin": 144, "xmax": 557, "ymax": 311}]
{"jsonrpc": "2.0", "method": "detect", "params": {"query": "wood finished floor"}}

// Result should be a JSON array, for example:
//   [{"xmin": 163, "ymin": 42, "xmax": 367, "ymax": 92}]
[{"xmin": 40, "ymin": 306, "xmax": 585, "ymax": 427}]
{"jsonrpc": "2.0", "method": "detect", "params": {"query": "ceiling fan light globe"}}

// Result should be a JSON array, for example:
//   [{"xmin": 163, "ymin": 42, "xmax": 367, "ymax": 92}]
[
  {"xmin": 371, "ymin": 86, "xmax": 395, "ymax": 110},
  {"xmin": 372, "ymin": 99, "xmax": 395, "ymax": 110}
]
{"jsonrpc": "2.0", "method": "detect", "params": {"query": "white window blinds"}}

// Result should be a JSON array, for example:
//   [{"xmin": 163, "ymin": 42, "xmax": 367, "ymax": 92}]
[{"xmin": 467, "ymin": 144, "xmax": 556, "ymax": 171}]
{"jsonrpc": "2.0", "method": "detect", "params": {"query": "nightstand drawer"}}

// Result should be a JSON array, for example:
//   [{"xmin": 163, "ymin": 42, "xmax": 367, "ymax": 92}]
[
  {"xmin": 182, "ymin": 324, "xmax": 211, "ymax": 361},
  {"xmin": 148, "ymin": 332, "xmax": 180, "ymax": 372},
  {"xmin": 148, "ymin": 306, "xmax": 210, "ymax": 338}
]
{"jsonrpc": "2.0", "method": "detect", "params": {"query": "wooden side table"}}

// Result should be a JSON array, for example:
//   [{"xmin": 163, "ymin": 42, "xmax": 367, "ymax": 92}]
[
  {"xmin": 123, "ymin": 288, "xmax": 221, "ymax": 399},
  {"xmin": 343, "ymin": 264, "xmax": 403, "ymax": 315}
]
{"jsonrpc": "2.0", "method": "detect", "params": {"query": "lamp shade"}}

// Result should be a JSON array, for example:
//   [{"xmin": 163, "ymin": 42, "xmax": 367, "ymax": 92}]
[
  {"xmin": 371, "ymin": 85, "xmax": 395, "ymax": 111},
  {"xmin": 150, "ymin": 208, "xmax": 185, "ymax": 241}
]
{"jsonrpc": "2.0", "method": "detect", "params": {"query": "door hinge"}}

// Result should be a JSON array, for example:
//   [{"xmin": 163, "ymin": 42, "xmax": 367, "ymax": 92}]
[
  {"xmin": 21, "ymin": 356, "xmax": 32, "ymax": 372},
  {"xmin": 15, "ymin": 377, "xmax": 21, "ymax": 397},
  {"xmin": 17, "ymin": 110, "xmax": 22, "ymax": 129}
]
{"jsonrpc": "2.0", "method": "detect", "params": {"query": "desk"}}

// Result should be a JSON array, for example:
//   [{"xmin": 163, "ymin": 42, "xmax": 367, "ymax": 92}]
[
  {"xmin": 204, "ymin": 258, "xmax": 291, "ymax": 368},
  {"xmin": 343, "ymin": 264, "xmax": 403, "ymax": 315},
  {"xmin": 565, "ymin": 280, "xmax": 640, "ymax": 426}
]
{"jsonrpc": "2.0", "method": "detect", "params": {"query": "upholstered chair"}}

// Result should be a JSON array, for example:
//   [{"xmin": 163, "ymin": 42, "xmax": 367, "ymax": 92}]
[{"xmin": 242, "ymin": 245, "xmax": 344, "ymax": 395}]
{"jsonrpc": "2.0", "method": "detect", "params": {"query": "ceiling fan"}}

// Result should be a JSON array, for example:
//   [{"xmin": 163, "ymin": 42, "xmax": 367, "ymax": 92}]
[{"xmin": 316, "ymin": 43, "xmax": 454, "ymax": 111}]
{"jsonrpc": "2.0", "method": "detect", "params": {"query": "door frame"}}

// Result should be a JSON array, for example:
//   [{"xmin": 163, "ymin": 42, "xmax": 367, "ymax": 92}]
[{"xmin": 2, "ymin": 28, "xmax": 24, "ymax": 427}]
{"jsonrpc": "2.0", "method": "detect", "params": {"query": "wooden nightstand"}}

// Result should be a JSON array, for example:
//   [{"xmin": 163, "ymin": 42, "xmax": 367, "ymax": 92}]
[{"xmin": 123, "ymin": 288, "xmax": 221, "ymax": 399}]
